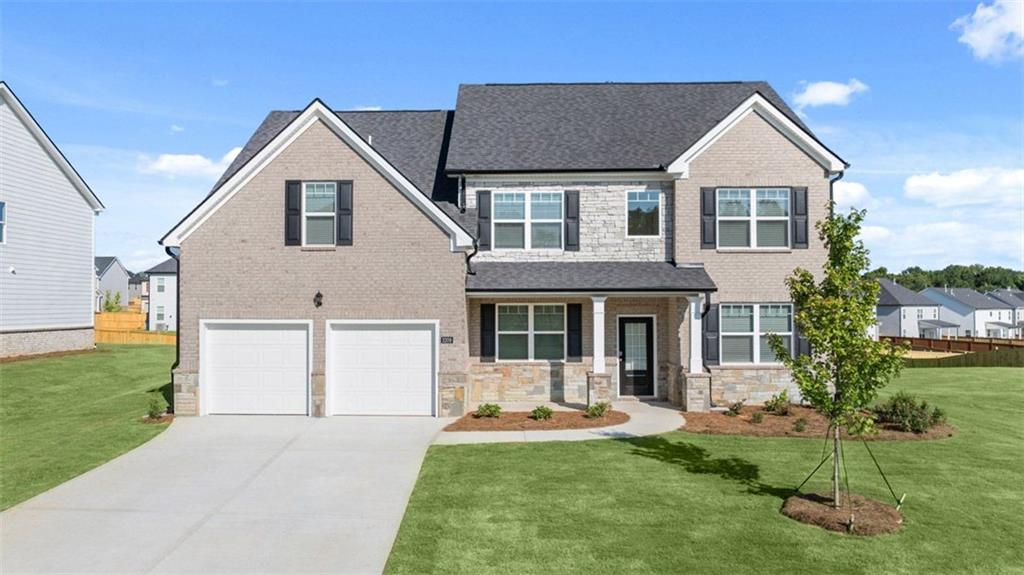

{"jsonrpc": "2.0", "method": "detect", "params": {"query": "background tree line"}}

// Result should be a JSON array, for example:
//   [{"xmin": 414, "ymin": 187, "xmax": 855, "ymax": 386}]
[{"xmin": 864, "ymin": 264, "xmax": 1024, "ymax": 292}]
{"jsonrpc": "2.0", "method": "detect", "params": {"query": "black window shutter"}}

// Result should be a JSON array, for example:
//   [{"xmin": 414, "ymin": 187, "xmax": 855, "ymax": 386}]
[
  {"xmin": 285, "ymin": 180, "xmax": 301, "ymax": 246},
  {"xmin": 700, "ymin": 187, "xmax": 716, "ymax": 249},
  {"xmin": 703, "ymin": 303, "xmax": 719, "ymax": 366},
  {"xmin": 564, "ymin": 190, "xmax": 580, "ymax": 252},
  {"xmin": 336, "ymin": 181, "xmax": 353, "ymax": 246},
  {"xmin": 566, "ymin": 303, "xmax": 583, "ymax": 361},
  {"xmin": 480, "ymin": 303, "xmax": 496, "ymax": 362},
  {"xmin": 477, "ymin": 191, "xmax": 491, "ymax": 251},
  {"xmin": 792, "ymin": 187, "xmax": 809, "ymax": 249}
]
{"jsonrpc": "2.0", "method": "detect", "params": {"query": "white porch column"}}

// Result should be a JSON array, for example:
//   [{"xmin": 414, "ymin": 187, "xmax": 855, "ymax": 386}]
[
  {"xmin": 686, "ymin": 294, "xmax": 703, "ymax": 373},
  {"xmin": 592, "ymin": 296, "xmax": 607, "ymax": 373}
]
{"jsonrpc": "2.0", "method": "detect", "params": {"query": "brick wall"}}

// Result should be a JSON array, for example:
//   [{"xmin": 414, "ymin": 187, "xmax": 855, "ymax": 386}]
[{"xmin": 0, "ymin": 328, "xmax": 94, "ymax": 358}]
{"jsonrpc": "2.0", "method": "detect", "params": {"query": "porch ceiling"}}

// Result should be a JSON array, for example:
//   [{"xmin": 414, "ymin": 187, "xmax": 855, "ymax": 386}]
[{"xmin": 465, "ymin": 261, "xmax": 717, "ymax": 293}]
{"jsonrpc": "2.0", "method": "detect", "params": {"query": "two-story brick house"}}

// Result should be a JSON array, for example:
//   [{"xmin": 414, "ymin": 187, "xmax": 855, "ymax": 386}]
[{"xmin": 161, "ymin": 82, "xmax": 846, "ymax": 417}]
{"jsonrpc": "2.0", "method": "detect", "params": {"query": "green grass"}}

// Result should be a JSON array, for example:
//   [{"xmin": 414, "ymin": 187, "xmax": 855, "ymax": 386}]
[
  {"xmin": 387, "ymin": 368, "xmax": 1024, "ymax": 574},
  {"xmin": 0, "ymin": 344, "xmax": 174, "ymax": 510}
]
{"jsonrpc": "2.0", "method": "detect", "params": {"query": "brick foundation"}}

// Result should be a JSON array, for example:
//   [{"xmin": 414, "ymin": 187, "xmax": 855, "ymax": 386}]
[{"xmin": 0, "ymin": 328, "xmax": 94, "ymax": 358}]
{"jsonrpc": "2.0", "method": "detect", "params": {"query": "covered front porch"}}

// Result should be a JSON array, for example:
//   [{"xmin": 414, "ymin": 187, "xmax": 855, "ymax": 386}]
[{"xmin": 463, "ymin": 261, "xmax": 716, "ymax": 410}]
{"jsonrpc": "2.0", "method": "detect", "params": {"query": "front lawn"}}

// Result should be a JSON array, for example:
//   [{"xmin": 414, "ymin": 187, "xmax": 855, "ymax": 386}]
[
  {"xmin": 0, "ymin": 344, "xmax": 174, "ymax": 510},
  {"xmin": 387, "ymin": 368, "xmax": 1024, "ymax": 574}
]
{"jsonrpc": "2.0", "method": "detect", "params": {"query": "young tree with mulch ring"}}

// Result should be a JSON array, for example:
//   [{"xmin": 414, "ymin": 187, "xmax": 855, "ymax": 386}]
[{"xmin": 768, "ymin": 206, "xmax": 906, "ymax": 530}]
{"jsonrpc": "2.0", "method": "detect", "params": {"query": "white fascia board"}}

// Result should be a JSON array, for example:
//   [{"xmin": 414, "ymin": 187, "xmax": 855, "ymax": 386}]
[
  {"xmin": 666, "ymin": 93, "xmax": 848, "ymax": 178},
  {"xmin": 0, "ymin": 82, "xmax": 105, "ymax": 212},
  {"xmin": 162, "ymin": 100, "xmax": 473, "ymax": 250}
]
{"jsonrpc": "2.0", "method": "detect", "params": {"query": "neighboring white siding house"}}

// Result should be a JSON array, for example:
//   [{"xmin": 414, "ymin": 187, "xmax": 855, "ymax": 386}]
[
  {"xmin": 876, "ymin": 279, "xmax": 943, "ymax": 337},
  {"xmin": 0, "ymin": 82, "xmax": 104, "ymax": 357},
  {"xmin": 920, "ymin": 288, "xmax": 1013, "ymax": 338},
  {"xmin": 145, "ymin": 258, "xmax": 177, "ymax": 331}
]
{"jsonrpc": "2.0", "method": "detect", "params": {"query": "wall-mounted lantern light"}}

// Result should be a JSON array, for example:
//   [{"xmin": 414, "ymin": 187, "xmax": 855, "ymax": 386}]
[{"xmin": 314, "ymin": 291, "xmax": 323, "ymax": 308}]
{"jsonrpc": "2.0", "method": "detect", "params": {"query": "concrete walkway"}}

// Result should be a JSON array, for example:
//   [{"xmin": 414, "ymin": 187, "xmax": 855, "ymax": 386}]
[
  {"xmin": 0, "ymin": 415, "xmax": 448, "ymax": 574},
  {"xmin": 434, "ymin": 401, "xmax": 684, "ymax": 445}
]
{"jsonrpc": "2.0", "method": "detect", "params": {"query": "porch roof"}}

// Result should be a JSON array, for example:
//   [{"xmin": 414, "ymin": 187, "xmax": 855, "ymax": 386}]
[
  {"xmin": 919, "ymin": 319, "xmax": 959, "ymax": 329},
  {"xmin": 985, "ymin": 321, "xmax": 1015, "ymax": 329},
  {"xmin": 465, "ymin": 261, "xmax": 717, "ymax": 293}
]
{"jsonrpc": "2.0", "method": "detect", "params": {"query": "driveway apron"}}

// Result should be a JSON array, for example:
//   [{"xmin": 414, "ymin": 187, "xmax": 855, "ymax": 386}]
[{"xmin": 0, "ymin": 415, "xmax": 448, "ymax": 574}]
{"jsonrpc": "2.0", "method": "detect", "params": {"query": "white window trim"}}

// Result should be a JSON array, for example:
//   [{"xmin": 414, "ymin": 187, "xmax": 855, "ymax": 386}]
[
  {"xmin": 156, "ymin": 277, "xmax": 166, "ymax": 293},
  {"xmin": 715, "ymin": 188, "xmax": 791, "ymax": 250},
  {"xmin": 495, "ymin": 303, "xmax": 567, "ymax": 362},
  {"xmin": 156, "ymin": 305, "xmax": 165, "ymax": 321},
  {"xmin": 492, "ymin": 191, "xmax": 564, "ymax": 252},
  {"xmin": 302, "ymin": 181, "xmax": 337, "ymax": 247},
  {"xmin": 623, "ymin": 189, "xmax": 662, "ymax": 238},
  {"xmin": 719, "ymin": 303, "xmax": 794, "ymax": 366},
  {"xmin": 0, "ymin": 201, "xmax": 6, "ymax": 244}
]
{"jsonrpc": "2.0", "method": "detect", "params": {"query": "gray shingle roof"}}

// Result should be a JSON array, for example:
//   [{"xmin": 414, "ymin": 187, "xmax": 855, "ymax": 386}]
[
  {"xmin": 466, "ymin": 262, "xmax": 717, "ymax": 292},
  {"xmin": 988, "ymin": 289, "xmax": 1024, "ymax": 308},
  {"xmin": 94, "ymin": 256, "xmax": 117, "ymax": 276},
  {"xmin": 145, "ymin": 258, "xmax": 178, "ymax": 275},
  {"xmin": 878, "ymin": 278, "xmax": 936, "ymax": 307},
  {"xmin": 445, "ymin": 82, "xmax": 813, "ymax": 173},
  {"xmin": 925, "ymin": 287, "xmax": 1009, "ymax": 310}
]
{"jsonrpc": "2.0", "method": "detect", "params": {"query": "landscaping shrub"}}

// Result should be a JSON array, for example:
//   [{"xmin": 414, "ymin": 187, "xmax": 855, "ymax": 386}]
[
  {"xmin": 147, "ymin": 396, "xmax": 164, "ymax": 419},
  {"xmin": 751, "ymin": 411, "xmax": 764, "ymax": 424},
  {"xmin": 531, "ymin": 405, "xmax": 554, "ymax": 421},
  {"xmin": 793, "ymin": 418, "xmax": 808, "ymax": 432},
  {"xmin": 724, "ymin": 400, "xmax": 744, "ymax": 417},
  {"xmin": 586, "ymin": 402, "xmax": 610, "ymax": 418},
  {"xmin": 474, "ymin": 403, "xmax": 502, "ymax": 418},
  {"xmin": 873, "ymin": 391, "xmax": 946, "ymax": 433},
  {"xmin": 763, "ymin": 390, "xmax": 791, "ymax": 416}
]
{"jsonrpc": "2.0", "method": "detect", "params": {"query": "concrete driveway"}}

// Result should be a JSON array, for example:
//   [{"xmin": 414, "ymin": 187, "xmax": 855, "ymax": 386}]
[{"xmin": 0, "ymin": 415, "xmax": 448, "ymax": 574}]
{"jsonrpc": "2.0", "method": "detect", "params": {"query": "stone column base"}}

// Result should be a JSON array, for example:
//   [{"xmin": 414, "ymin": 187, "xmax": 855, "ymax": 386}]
[
  {"xmin": 172, "ymin": 371, "xmax": 199, "ymax": 415},
  {"xmin": 587, "ymin": 371, "xmax": 612, "ymax": 406},
  {"xmin": 311, "ymin": 373, "xmax": 326, "ymax": 417},
  {"xmin": 682, "ymin": 373, "xmax": 711, "ymax": 412},
  {"xmin": 440, "ymin": 372, "xmax": 468, "ymax": 417}
]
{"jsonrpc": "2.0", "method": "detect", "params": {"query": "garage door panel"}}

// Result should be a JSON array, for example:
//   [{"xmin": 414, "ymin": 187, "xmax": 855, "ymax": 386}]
[
  {"xmin": 330, "ymin": 324, "xmax": 435, "ymax": 416},
  {"xmin": 204, "ymin": 323, "xmax": 309, "ymax": 415}
]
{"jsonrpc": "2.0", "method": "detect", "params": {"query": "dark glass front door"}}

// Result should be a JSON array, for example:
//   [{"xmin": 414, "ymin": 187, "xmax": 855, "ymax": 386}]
[{"xmin": 618, "ymin": 317, "xmax": 654, "ymax": 396}]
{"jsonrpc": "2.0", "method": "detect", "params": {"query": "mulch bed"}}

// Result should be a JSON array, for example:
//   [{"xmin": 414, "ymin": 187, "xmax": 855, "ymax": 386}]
[
  {"xmin": 140, "ymin": 414, "xmax": 175, "ymax": 425},
  {"xmin": 444, "ymin": 410, "xmax": 629, "ymax": 432},
  {"xmin": 681, "ymin": 405, "xmax": 954, "ymax": 440},
  {"xmin": 781, "ymin": 492, "xmax": 903, "ymax": 536}
]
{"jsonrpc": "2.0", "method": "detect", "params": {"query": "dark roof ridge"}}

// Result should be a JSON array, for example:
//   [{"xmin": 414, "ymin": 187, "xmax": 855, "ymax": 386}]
[{"xmin": 467, "ymin": 80, "xmax": 769, "ymax": 87}]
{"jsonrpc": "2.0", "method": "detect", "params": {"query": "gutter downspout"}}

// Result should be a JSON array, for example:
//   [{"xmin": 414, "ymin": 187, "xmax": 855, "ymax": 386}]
[
  {"xmin": 164, "ymin": 245, "xmax": 181, "ymax": 413},
  {"xmin": 465, "ymin": 240, "xmax": 478, "ymax": 276},
  {"xmin": 829, "ymin": 170, "xmax": 845, "ymax": 215}
]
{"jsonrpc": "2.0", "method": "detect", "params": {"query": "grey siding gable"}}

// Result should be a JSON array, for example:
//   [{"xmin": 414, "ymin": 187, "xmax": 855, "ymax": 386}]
[
  {"xmin": 97, "ymin": 258, "xmax": 130, "ymax": 308},
  {"xmin": 0, "ymin": 97, "xmax": 96, "ymax": 330}
]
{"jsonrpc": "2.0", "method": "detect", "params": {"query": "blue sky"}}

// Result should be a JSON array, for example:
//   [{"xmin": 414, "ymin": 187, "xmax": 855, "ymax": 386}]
[{"xmin": 3, "ymin": 1, "xmax": 1022, "ymax": 272}]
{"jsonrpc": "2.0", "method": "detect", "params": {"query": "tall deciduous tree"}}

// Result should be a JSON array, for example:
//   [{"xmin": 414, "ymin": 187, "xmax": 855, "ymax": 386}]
[{"xmin": 770, "ymin": 208, "xmax": 906, "ymax": 508}]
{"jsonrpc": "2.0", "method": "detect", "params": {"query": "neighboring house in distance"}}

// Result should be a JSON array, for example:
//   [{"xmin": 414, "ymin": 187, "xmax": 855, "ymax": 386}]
[
  {"xmin": 921, "ymin": 287, "xmax": 1015, "ymax": 338},
  {"xmin": 128, "ymin": 272, "xmax": 149, "ymax": 312},
  {"xmin": 145, "ymin": 258, "xmax": 177, "ymax": 331},
  {"xmin": 987, "ymin": 289, "xmax": 1024, "ymax": 338},
  {"xmin": 160, "ymin": 81, "xmax": 848, "ymax": 417},
  {"xmin": 95, "ymin": 256, "xmax": 130, "ymax": 311},
  {"xmin": 0, "ymin": 82, "xmax": 105, "ymax": 358},
  {"xmin": 876, "ymin": 278, "xmax": 950, "ymax": 338}
]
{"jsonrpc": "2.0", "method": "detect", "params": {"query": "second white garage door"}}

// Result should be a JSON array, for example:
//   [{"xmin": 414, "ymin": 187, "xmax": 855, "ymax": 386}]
[{"xmin": 328, "ymin": 322, "xmax": 436, "ymax": 416}]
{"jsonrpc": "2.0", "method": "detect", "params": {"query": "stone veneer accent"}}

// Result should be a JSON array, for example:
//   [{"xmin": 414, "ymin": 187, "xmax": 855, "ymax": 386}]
[
  {"xmin": 440, "ymin": 372, "xmax": 467, "ymax": 417},
  {"xmin": 465, "ymin": 181, "xmax": 673, "ymax": 262},
  {"xmin": 0, "ymin": 328, "xmax": 94, "ymax": 358},
  {"xmin": 468, "ymin": 362, "xmax": 591, "ymax": 406},
  {"xmin": 682, "ymin": 372, "xmax": 711, "ymax": 412},
  {"xmin": 709, "ymin": 367, "xmax": 796, "ymax": 405},
  {"xmin": 587, "ymin": 371, "xmax": 612, "ymax": 405}
]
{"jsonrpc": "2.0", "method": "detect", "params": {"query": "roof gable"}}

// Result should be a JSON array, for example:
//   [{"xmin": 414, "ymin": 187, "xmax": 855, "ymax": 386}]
[
  {"xmin": 924, "ymin": 287, "xmax": 1009, "ymax": 310},
  {"xmin": 145, "ymin": 257, "xmax": 178, "ymax": 275},
  {"xmin": 878, "ymin": 278, "xmax": 937, "ymax": 306},
  {"xmin": 0, "ymin": 82, "xmax": 104, "ymax": 212},
  {"xmin": 161, "ymin": 100, "xmax": 473, "ymax": 249}
]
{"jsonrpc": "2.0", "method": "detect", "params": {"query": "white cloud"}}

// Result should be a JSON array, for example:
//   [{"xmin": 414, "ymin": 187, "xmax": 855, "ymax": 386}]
[
  {"xmin": 793, "ymin": 79, "xmax": 869, "ymax": 111},
  {"xmin": 904, "ymin": 167, "xmax": 1024, "ymax": 207},
  {"xmin": 857, "ymin": 225, "xmax": 893, "ymax": 243},
  {"xmin": 952, "ymin": 0, "xmax": 1024, "ymax": 62},
  {"xmin": 169, "ymin": 124, "xmax": 184, "ymax": 135},
  {"xmin": 350, "ymin": 105, "xmax": 383, "ymax": 111},
  {"xmin": 211, "ymin": 77, "xmax": 229, "ymax": 87},
  {"xmin": 833, "ymin": 180, "xmax": 876, "ymax": 211},
  {"xmin": 138, "ymin": 147, "xmax": 242, "ymax": 180}
]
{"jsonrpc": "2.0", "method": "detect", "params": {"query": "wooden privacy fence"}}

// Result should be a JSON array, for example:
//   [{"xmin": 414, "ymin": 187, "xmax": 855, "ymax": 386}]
[
  {"xmin": 96, "ymin": 329, "xmax": 176, "ymax": 345},
  {"xmin": 904, "ymin": 347, "xmax": 1024, "ymax": 368},
  {"xmin": 94, "ymin": 311, "xmax": 175, "ymax": 346},
  {"xmin": 882, "ymin": 336, "xmax": 1024, "ymax": 353}
]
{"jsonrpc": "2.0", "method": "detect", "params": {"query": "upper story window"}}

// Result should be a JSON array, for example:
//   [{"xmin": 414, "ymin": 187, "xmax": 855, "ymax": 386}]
[
  {"xmin": 496, "ymin": 303, "xmax": 566, "ymax": 360},
  {"xmin": 303, "ymin": 182, "xmax": 337, "ymax": 246},
  {"xmin": 720, "ymin": 303, "xmax": 793, "ymax": 364},
  {"xmin": 917, "ymin": 308, "xmax": 924, "ymax": 319},
  {"xmin": 0, "ymin": 201, "xmax": 6, "ymax": 244},
  {"xmin": 717, "ymin": 188, "xmax": 790, "ymax": 249},
  {"xmin": 626, "ymin": 190, "xmax": 660, "ymax": 237},
  {"xmin": 156, "ymin": 277, "xmax": 165, "ymax": 293},
  {"xmin": 493, "ymin": 191, "xmax": 563, "ymax": 250}
]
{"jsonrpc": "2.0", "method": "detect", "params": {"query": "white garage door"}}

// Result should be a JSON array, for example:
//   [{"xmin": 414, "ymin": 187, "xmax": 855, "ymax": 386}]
[
  {"xmin": 204, "ymin": 322, "xmax": 309, "ymax": 415},
  {"xmin": 329, "ymin": 322, "xmax": 436, "ymax": 416}
]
